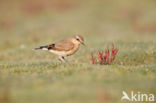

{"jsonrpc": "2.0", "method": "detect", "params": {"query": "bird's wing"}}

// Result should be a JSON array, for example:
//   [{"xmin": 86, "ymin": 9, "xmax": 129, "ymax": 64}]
[{"xmin": 48, "ymin": 39, "xmax": 74, "ymax": 51}]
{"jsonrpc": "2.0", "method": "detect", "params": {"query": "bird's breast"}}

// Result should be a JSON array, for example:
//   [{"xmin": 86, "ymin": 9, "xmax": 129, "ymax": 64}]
[{"xmin": 66, "ymin": 44, "xmax": 79, "ymax": 56}]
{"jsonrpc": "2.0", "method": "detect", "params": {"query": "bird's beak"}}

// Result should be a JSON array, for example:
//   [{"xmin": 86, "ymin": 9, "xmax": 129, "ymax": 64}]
[{"xmin": 81, "ymin": 42, "xmax": 85, "ymax": 46}]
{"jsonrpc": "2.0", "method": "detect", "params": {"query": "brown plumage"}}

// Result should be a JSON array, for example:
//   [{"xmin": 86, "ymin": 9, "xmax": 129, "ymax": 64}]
[
  {"xmin": 35, "ymin": 35, "xmax": 85, "ymax": 62},
  {"xmin": 50, "ymin": 39, "xmax": 74, "ymax": 51}
]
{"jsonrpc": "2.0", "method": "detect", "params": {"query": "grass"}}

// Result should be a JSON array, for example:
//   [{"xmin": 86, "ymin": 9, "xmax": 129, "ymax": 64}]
[{"xmin": 0, "ymin": 0, "xmax": 156, "ymax": 103}]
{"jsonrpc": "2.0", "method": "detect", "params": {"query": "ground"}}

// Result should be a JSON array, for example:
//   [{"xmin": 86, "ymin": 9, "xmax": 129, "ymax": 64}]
[{"xmin": 0, "ymin": 0, "xmax": 156, "ymax": 103}]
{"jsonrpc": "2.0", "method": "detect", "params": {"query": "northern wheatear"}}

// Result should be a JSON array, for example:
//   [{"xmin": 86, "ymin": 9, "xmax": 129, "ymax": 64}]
[{"xmin": 35, "ymin": 35, "xmax": 85, "ymax": 62}]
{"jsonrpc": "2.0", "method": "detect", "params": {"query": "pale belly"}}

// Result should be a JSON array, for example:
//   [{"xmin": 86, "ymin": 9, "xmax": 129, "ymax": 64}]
[
  {"xmin": 49, "ymin": 45, "xmax": 79, "ymax": 56},
  {"xmin": 49, "ymin": 50, "xmax": 67, "ymax": 56}
]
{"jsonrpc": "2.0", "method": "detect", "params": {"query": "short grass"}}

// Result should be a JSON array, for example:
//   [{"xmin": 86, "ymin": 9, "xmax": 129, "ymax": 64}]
[{"xmin": 0, "ymin": 0, "xmax": 156, "ymax": 103}]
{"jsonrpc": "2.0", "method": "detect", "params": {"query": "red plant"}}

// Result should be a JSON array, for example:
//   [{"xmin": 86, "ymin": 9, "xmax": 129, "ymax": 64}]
[
  {"xmin": 91, "ymin": 52, "xmax": 96, "ymax": 64},
  {"xmin": 91, "ymin": 44, "xmax": 119, "ymax": 65}
]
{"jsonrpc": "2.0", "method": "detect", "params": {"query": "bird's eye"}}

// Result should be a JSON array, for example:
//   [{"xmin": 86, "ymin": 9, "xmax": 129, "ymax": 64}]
[{"xmin": 76, "ymin": 38, "xmax": 79, "ymax": 41}]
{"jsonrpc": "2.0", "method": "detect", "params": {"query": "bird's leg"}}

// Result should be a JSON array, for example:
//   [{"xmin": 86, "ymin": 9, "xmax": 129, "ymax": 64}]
[
  {"xmin": 58, "ymin": 56, "xmax": 66, "ymax": 62},
  {"xmin": 63, "ymin": 56, "xmax": 68, "ymax": 62},
  {"xmin": 62, "ymin": 56, "xmax": 66, "ymax": 62}
]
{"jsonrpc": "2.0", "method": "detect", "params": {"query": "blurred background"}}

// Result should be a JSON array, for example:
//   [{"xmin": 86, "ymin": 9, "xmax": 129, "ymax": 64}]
[
  {"xmin": 0, "ymin": 0, "xmax": 156, "ymax": 103},
  {"xmin": 0, "ymin": 0, "xmax": 156, "ymax": 44}
]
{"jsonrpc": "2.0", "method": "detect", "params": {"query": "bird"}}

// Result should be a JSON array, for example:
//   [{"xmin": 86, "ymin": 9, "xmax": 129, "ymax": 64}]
[{"xmin": 34, "ymin": 35, "xmax": 85, "ymax": 62}]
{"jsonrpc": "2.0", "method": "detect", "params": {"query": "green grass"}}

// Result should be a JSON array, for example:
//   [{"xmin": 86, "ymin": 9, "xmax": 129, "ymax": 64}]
[{"xmin": 0, "ymin": 0, "xmax": 156, "ymax": 103}]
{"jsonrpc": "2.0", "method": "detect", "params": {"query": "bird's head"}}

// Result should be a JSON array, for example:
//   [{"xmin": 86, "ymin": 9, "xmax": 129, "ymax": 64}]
[{"xmin": 72, "ymin": 35, "xmax": 85, "ymax": 45}]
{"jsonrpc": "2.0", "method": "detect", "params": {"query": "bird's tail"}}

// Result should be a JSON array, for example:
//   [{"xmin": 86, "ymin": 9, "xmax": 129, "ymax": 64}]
[{"xmin": 34, "ymin": 46, "xmax": 48, "ymax": 50}]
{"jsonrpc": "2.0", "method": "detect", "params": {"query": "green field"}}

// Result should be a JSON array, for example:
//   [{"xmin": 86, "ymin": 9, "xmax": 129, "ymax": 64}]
[{"xmin": 0, "ymin": 0, "xmax": 156, "ymax": 103}]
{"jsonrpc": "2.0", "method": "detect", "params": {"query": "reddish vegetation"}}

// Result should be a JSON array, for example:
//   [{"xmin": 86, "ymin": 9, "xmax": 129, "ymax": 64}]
[
  {"xmin": 130, "ymin": 12, "xmax": 156, "ymax": 33},
  {"xmin": 97, "ymin": 89, "xmax": 110, "ymax": 103},
  {"xmin": 22, "ymin": 0, "xmax": 77, "ymax": 15},
  {"xmin": 0, "ymin": 18, "xmax": 15, "ymax": 29},
  {"xmin": 91, "ymin": 44, "xmax": 118, "ymax": 65},
  {"xmin": 120, "ymin": 10, "xmax": 156, "ymax": 33},
  {"xmin": 0, "ymin": 87, "xmax": 10, "ymax": 103}
]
